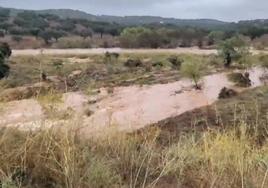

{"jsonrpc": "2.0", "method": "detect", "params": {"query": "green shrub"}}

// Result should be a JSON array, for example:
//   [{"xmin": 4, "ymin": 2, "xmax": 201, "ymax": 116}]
[
  {"xmin": 54, "ymin": 36, "xmax": 92, "ymax": 48},
  {"xmin": 181, "ymin": 61, "xmax": 205, "ymax": 89}
]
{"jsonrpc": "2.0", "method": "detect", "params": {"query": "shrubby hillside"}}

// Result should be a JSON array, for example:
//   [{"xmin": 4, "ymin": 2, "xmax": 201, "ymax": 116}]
[{"xmin": 0, "ymin": 7, "xmax": 268, "ymax": 49}]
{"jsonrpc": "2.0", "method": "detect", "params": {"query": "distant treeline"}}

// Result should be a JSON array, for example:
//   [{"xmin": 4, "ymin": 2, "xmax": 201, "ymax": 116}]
[{"xmin": 0, "ymin": 8, "xmax": 268, "ymax": 48}]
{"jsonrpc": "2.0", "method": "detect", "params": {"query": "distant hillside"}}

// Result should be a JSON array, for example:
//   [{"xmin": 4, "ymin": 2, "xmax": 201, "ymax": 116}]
[
  {"xmin": 0, "ymin": 6, "xmax": 268, "ymax": 49},
  {"xmin": 1, "ymin": 6, "xmax": 229, "ymax": 29}
]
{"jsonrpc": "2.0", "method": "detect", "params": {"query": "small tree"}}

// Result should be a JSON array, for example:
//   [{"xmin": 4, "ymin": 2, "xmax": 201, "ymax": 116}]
[
  {"xmin": 39, "ymin": 30, "xmax": 65, "ymax": 44},
  {"xmin": 119, "ymin": 27, "xmax": 163, "ymax": 48},
  {"xmin": 0, "ymin": 42, "xmax": 12, "ymax": 57},
  {"xmin": 0, "ymin": 42, "xmax": 11, "ymax": 79},
  {"xmin": 208, "ymin": 31, "xmax": 225, "ymax": 45},
  {"xmin": 218, "ymin": 35, "xmax": 249, "ymax": 68},
  {"xmin": 80, "ymin": 28, "xmax": 93, "ymax": 39},
  {"xmin": 181, "ymin": 61, "xmax": 204, "ymax": 89},
  {"xmin": 237, "ymin": 46, "xmax": 252, "ymax": 71}
]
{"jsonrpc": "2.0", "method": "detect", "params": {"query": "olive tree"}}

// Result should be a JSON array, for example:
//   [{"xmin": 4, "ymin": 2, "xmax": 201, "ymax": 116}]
[
  {"xmin": 208, "ymin": 31, "xmax": 225, "ymax": 45},
  {"xmin": 39, "ymin": 30, "xmax": 65, "ymax": 44},
  {"xmin": 120, "ymin": 27, "xmax": 147, "ymax": 48},
  {"xmin": 119, "ymin": 27, "xmax": 163, "ymax": 48},
  {"xmin": 181, "ymin": 61, "xmax": 204, "ymax": 89},
  {"xmin": 218, "ymin": 35, "xmax": 250, "ymax": 68}
]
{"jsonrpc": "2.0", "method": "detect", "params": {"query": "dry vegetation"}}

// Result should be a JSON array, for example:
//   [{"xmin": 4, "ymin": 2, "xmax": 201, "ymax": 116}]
[
  {"xmin": 1, "ymin": 52, "xmax": 263, "ymax": 91},
  {"xmin": 0, "ymin": 53, "xmax": 219, "ymax": 97},
  {"xmin": 0, "ymin": 51, "xmax": 265, "ymax": 102}
]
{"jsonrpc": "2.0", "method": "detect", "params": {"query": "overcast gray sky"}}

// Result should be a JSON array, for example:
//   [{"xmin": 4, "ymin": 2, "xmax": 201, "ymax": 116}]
[{"xmin": 1, "ymin": 0, "xmax": 267, "ymax": 21}]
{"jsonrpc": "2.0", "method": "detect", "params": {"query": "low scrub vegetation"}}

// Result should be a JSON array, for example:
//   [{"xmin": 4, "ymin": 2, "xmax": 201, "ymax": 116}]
[
  {"xmin": 228, "ymin": 72, "xmax": 252, "ymax": 87},
  {"xmin": 2, "ymin": 53, "xmax": 220, "ymax": 92},
  {"xmin": 218, "ymin": 87, "xmax": 237, "ymax": 99},
  {"xmin": 53, "ymin": 36, "xmax": 92, "ymax": 49}
]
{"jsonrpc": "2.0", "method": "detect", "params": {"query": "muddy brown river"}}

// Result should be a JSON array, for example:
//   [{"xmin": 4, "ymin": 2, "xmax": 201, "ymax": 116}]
[
  {"xmin": 82, "ymin": 67, "xmax": 266, "ymax": 133},
  {"xmin": 0, "ymin": 67, "xmax": 266, "ymax": 132}
]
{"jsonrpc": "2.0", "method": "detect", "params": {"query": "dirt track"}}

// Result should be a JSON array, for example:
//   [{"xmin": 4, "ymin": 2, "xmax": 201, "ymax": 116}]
[
  {"xmin": 12, "ymin": 48, "xmax": 216, "ymax": 56},
  {"xmin": 12, "ymin": 48, "xmax": 268, "ymax": 56}
]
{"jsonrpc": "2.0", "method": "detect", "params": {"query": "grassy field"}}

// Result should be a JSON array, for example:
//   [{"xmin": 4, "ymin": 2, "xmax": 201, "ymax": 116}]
[{"xmin": 1, "ymin": 53, "xmax": 222, "ymax": 90}]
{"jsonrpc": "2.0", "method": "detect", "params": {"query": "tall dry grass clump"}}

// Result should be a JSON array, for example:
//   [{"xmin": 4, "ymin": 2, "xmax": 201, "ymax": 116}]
[{"xmin": 0, "ymin": 122, "xmax": 268, "ymax": 188}]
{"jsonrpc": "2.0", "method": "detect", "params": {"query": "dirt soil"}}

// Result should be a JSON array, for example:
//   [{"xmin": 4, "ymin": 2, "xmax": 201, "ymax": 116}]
[{"xmin": 12, "ymin": 48, "xmax": 268, "ymax": 56}]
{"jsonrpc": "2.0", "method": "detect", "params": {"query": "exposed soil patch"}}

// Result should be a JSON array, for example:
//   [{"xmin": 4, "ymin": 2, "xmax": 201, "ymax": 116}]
[{"xmin": 12, "ymin": 48, "xmax": 268, "ymax": 56}]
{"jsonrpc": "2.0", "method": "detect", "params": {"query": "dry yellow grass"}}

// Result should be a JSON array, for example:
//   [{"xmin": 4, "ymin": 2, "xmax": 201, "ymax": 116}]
[{"xmin": 0, "ymin": 121, "xmax": 268, "ymax": 188}]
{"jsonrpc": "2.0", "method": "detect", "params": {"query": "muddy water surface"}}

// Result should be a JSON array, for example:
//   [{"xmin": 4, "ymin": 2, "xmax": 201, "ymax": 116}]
[
  {"xmin": 84, "ymin": 67, "xmax": 266, "ymax": 132},
  {"xmin": 0, "ymin": 67, "xmax": 266, "ymax": 132}
]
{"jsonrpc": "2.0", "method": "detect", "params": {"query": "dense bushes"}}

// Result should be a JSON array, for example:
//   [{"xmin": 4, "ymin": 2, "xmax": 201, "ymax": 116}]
[
  {"xmin": 119, "ymin": 27, "xmax": 163, "ymax": 48},
  {"xmin": 1, "ymin": 7, "xmax": 268, "ymax": 49},
  {"xmin": 119, "ymin": 27, "xmax": 208, "ymax": 48}
]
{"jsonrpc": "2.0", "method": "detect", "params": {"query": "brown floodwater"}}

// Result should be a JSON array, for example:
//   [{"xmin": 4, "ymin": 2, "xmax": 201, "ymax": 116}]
[
  {"xmin": 0, "ymin": 67, "xmax": 266, "ymax": 132},
  {"xmin": 83, "ymin": 67, "xmax": 266, "ymax": 132}
]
